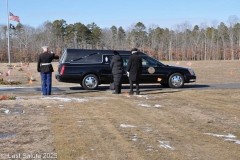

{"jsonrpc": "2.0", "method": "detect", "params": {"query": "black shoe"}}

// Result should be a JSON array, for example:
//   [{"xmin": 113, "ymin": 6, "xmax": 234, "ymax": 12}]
[
  {"xmin": 136, "ymin": 91, "xmax": 140, "ymax": 95},
  {"xmin": 129, "ymin": 91, "xmax": 134, "ymax": 95}
]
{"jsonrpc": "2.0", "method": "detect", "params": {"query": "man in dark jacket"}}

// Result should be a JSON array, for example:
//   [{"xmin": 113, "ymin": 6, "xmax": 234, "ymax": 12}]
[
  {"xmin": 126, "ymin": 48, "xmax": 142, "ymax": 95},
  {"xmin": 37, "ymin": 46, "xmax": 59, "ymax": 95},
  {"xmin": 110, "ymin": 51, "xmax": 123, "ymax": 94}
]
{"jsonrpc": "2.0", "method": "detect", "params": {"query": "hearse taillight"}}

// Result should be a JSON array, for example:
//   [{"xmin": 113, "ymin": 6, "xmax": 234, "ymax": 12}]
[{"xmin": 60, "ymin": 65, "xmax": 65, "ymax": 75}]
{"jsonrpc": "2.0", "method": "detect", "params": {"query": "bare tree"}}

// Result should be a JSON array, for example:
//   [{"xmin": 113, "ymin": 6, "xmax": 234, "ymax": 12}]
[
  {"xmin": 227, "ymin": 15, "xmax": 239, "ymax": 60},
  {"xmin": 200, "ymin": 22, "xmax": 208, "ymax": 60},
  {"xmin": 100, "ymin": 28, "xmax": 112, "ymax": 49}
]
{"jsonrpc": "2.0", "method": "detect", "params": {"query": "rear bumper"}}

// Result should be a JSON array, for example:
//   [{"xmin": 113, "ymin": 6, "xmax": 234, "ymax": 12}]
[
  {"xmin": 55, "ymin": 74, "xmax": 61, "ymax": 82},
  {"xmin": 55, "ymin": 73, "xmax": 81, "ymax": 83}
]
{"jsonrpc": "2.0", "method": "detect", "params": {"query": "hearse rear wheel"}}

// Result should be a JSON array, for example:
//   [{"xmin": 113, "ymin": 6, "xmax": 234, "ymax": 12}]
[{"xmin": 82, "ymin": 74, "xmax": 99, "ymax": 90}]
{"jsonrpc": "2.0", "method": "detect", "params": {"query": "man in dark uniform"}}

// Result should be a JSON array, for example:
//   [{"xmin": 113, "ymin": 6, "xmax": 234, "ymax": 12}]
[
  {"xmin": 37, "ymin": 46, "xmax": 59, "ymax": 95},
  {"xmin": 110, "ymin": 51, "xmax": 123, "ymax": 94},
  {"xmin": 126, "ymin": 48, "xmax": 142, "ymax": 95}
]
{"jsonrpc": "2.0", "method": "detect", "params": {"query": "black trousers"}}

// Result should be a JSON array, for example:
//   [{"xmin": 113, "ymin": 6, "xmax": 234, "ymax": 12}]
[
  {"xmin": 114, "ymin": 84, "xmax": 122, "ymax": 93},
  {"xmin": 129, "ymin": 79, "xmax": 139, "ymax": 93}
]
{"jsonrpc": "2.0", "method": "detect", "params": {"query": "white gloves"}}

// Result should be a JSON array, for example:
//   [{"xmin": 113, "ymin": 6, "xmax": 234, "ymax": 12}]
[{"xmin": 127, "ymin": 71, "xmax": 129, "ymax": 77}]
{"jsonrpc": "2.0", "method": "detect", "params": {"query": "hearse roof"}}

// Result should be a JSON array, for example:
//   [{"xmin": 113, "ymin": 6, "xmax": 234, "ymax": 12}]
[{"xmin": 64, "ymin": 48, "xmax": 146, "ymax": 55}]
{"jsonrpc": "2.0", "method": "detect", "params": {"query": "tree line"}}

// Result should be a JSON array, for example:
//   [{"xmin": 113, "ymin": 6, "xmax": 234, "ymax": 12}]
[{"xmin": 0, "ymin": 15, "xmax": 239, "ymax": 62}]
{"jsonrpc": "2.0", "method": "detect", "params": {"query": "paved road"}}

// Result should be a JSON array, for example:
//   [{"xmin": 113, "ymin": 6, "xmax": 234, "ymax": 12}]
[{"xmin": 1, "ymin": 83, "xmax": 240, "ymax": 94}]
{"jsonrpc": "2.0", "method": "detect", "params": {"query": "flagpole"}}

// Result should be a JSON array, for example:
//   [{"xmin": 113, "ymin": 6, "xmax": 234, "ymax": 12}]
[{"xmin": 6, "ymin": 0, "xmax": 11, "ymax": 65}]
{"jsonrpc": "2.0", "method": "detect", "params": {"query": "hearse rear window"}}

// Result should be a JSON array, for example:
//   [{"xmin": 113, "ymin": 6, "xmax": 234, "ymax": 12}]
[
  {"xmin": 71, "ymin": 54, "xmax": 102, "ymax": 63},
  {"xmin": 64, "ymin": 50, "xmax": 102, "ymax": 63}
]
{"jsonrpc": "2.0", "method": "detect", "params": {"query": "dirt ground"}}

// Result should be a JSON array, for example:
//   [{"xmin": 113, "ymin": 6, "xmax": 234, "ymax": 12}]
[{"xmin": 0, "ymin": 61, "xmax": 240, "ymax": 160}]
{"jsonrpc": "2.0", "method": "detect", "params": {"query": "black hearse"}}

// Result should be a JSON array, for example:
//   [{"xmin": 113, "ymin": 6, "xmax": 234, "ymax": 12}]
[{"xmin": 55, "ymin": 49, "xmax": 196, "ymax": 90}]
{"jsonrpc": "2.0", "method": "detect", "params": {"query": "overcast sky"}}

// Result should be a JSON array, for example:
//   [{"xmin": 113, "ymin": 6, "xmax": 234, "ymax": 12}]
[{"xmin": 0, "ymin": 0, "xmax": 239, "ymax": 29}]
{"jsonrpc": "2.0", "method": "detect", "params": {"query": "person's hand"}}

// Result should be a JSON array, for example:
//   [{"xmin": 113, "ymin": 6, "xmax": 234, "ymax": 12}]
[{"xmin": 127, "ymin": 71, "xmax": 129, "ymax": 77}]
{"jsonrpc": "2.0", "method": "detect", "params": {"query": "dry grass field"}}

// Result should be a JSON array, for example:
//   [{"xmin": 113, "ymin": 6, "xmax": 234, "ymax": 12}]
[{"xmin": 0, "ymin": 60, "xmax": 240, "ymax": 160}]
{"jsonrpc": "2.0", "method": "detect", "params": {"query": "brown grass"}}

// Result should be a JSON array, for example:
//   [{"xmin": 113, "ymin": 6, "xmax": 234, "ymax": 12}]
[
  {"xmin": 0, "ymin": 61, "xmax": 240, "ymax": 160},
  {"xmin": 0, "ymin": 60, "xmax": 240, "ymax": 87}
]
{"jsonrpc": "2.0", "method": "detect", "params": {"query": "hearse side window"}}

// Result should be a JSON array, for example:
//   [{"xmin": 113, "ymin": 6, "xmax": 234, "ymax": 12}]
[
  {"xmin": 141, "ymin": 57, "xmax": 157, "ymax": 66},
  {"xmin": 121, "ymin": 56, "xmax": 159, "ymax": 67},
  {"xmin": 60, "ymin": 50, "xmax": 67, "ymax": 63},
  {"xmin": 103, "ymin": 55, "xmax": 112, "ymax": 64},
  {"xmin": 121, "ymin": 56, "xmax": 129, "ymax": 66},
  {"xmin": 70, "ymin": 52, "xmax": 102, "ymax": 63},
  {"xmin": 108, "ymin": 55, "xmax": 129, "ymax": 66}
]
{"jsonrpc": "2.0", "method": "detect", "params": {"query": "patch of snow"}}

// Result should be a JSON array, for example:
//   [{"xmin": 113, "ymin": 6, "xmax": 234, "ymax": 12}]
[
  {"xmin": 15, "ymin": 97, "xmax": 21, "ymax": 101},
  {"xmin": 146, "ymin": 146, "xmax": 153, "ymax": 151},
  {"xmin": 120, "ymin": 124, "xmax": 137, "ymax": 128},
  {"xmin": 136, "ymin": 95, "xmax": 149, "ymax": 99},
  {"xmin": 72, "ymin": 98, "xmax": 88, "ymax": 102},
  {"xmin": 204, "ymin": 133, "xmax": 236, "ymax": 139},
  {"xmin": 138, "ymin": 104, "xmax": 162, "ymax": 108},
  {"xmin": 41, "ymin": 97, "xmax": 88, "ymax": 102},
  {"xmin": 41, "ymin": 97, "xmax": 72, "ymax": 102},
  {"xmin": 132, "ymin": 137, "xmax": 137, "ymax": 141},
  {"xmin": 85, "ymin": 97, "xmax": 108, "ymax": 100},
  {"xmin": 154, "ymin": 104, "xmax": 162, "ymax": 108},
  {"xmin": 225, "ymin": 134, "xmax": 237, "ymax": 139},
  {"xmin": 139, "ymin": 104, "xmax": 151, "ymax": 107},
  {"xmin": 0, "ymin": 108, "xmax": 10, "ymax": 114},
  {"xmin": 204, "ymin": 133, "xmax": 240, "ymax": 145},
  {"xmin": 58, "ymin": 105, "xmax": 64, "ymax": 108},
  {"xmin": 158, "ymin": 141, "xmax": 175, "ymax": 150},
  {"xmin": 144, "ymin": 129, "xmax": 152, "ymax": 132},
  {"xmin": 0, "ymin": 133, "xmax": 15, "ymax": 139},
  {"xmin": 132, "ymin": 134, "xmax": 138, "ymax": 141},
  {"xmin": 225, "ymin": 139, "xmax": 240, "ymax": 145}
]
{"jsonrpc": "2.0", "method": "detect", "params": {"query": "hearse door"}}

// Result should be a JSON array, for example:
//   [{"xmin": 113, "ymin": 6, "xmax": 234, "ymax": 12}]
[
  {"xmin": 101, "ymin": 55, "xmax": 113, "ymax": 83},
  {"xmin": 121, "ymin": 56, "xmax": 131, "ymax": 84},
  {"xmin": 140, "ymin": 56, "xmax": 164, "ymax": 83},
  {"xmin": 104, "ymin": 55, "xmax": 131, "ymax": 84}
]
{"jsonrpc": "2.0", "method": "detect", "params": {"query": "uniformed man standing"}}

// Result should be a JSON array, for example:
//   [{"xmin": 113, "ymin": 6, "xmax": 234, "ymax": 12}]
[
  {"xmin": 126, "ymin": 48, "xmax": 142, "ymax": 95},
  {"xmin": 37, "ymin": 46, "xmax": 59, "ymax": 95}
]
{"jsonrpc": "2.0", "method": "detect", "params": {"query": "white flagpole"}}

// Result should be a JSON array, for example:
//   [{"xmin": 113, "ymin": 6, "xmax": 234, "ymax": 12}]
[{"xmin": 6, "ymin": 0, "xmax": 11, "ymax": 65}]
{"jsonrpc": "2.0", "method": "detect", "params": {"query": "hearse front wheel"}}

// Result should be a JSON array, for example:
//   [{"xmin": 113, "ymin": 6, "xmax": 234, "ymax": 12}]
[
  {"xmin": 168, "ymin": 73, "xmax": 184, "ymax": 88},
  {"xmin": 82, "ymin": 74, "xmax": 99, "ymax": 90}
]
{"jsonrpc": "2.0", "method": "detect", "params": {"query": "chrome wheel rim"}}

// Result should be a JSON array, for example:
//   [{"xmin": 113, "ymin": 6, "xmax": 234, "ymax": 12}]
[
  {"xmin": 170, "ymin": 75, "xmax": 183, "ymax": 87},
  {"xmin": 85, "ymin": 76, "xmax": 97, "ymax": 89}
]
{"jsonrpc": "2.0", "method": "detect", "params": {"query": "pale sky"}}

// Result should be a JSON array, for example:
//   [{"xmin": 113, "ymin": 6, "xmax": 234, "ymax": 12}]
[{"xmin": 0, "ymin": 0, "xmax": 239, "ymax": 29}]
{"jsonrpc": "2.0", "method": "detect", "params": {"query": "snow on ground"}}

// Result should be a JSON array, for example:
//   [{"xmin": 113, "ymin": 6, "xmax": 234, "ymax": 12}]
[{"xmin": 204, "ymin": 133, "xmax": 240, "ymax": 145}]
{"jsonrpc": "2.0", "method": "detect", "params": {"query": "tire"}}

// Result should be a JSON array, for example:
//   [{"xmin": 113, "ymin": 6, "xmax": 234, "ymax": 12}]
[
  {"xmin": 82, "ymin": 74, "xmax": 99, "ymax": 90},
  {"xmin": 168, "ymin": 73, "xmax": 184, "ymax": 88}
]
